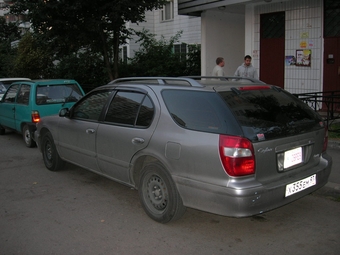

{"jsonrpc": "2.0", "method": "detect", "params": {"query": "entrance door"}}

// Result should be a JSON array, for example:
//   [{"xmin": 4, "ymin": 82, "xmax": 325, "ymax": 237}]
[
  {"xmin": 323, "ymin": 0, "xmax": 340, "ymax": 91},
  {"xmin": 260, "ymin": 12, "xmax": 285, "ymax": 88},
  {"xmin": 323, "ymin": 38, "xmax": 340, "ymax": 91}
]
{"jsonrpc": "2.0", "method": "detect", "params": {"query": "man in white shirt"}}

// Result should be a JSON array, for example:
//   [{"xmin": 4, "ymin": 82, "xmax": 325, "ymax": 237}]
[{"xmin": 212, "ymin": 57, "xmax": 225, "ymax": 76}]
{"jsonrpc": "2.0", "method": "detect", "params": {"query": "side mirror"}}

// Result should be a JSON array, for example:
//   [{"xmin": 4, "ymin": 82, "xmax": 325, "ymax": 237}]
[{"xmin": 59, "ymin": 108, "xmax": 70, "ymax": 117}]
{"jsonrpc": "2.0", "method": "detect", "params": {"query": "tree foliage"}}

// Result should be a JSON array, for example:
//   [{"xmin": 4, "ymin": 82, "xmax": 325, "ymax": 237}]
[
  {"xmin": 0, "ymin": 17, "xmax": 21, "ymax": 77},
  {"xmin": 0, "ymin": 17, "xmax": 21, "ymax": 42},
  {"xmin": 10, "ymin": 0, "xmax": 167, "ymax": 80},
  {"xmin": 13, "ymin": 32, "xmax": 54, "ymax": 79},
  {"xmin": 122, "ymin": 29, "xmax": 201, "ymax": 77},
  {"xmin": 53, "ymin": 51, "xmax": 109, "ymax": 92}
]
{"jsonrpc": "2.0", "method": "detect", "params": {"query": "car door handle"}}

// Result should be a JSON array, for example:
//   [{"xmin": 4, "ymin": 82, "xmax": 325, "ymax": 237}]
[
  {"xmin": 86, "ymin": 129, "xmax": 95, "ymax": 134},
  {"xmin": 132, "ymin": 137, "xmax": 145, "ymax": 144}
]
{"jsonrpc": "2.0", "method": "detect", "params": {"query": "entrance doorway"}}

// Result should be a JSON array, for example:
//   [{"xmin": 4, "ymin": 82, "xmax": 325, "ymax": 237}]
[
  {"xmin": 260, "ymin": 12, "xmax": 285, "ymax": 88},
  {"xmin": 323, "ymin": 0, "xmax": 340, "ymax": 92}
]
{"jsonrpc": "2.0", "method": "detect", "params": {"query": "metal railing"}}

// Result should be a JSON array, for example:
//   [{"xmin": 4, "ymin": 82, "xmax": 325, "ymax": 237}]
[{"xmin": 294, "ymin": 90, "xmax": 340, "ymax": 131}]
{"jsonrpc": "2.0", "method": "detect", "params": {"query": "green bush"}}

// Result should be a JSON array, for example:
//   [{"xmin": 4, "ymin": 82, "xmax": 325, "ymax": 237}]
[{"xmin": 120, "ymin": 29, "xmax": 201, "ymax": 77}]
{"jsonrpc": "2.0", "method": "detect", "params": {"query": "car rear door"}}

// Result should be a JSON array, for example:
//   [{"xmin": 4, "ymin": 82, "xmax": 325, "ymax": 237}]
[
  {"xmin": 13, "ymin": 84, "xmax": 32, "ymax": 131},
  {"xmin": 0, "ymin": 84, "xmax": 20, "ymax": 130},
  {"xmin": 96, "ymin": 88, "xmax": 158, "ymax": 184}
]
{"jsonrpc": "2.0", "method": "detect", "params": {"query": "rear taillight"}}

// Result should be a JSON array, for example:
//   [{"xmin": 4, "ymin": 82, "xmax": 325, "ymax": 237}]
[
  {"xmin": 219, "ymin": 135, "xmax": 255, "ymax": 176},
  {"xmin": 32, "ymin": 110, "xmax": 40, "ymax": 123},
  {"xmin": 323, "ymin": 127, "xmax": 328, "ymax": 152}
]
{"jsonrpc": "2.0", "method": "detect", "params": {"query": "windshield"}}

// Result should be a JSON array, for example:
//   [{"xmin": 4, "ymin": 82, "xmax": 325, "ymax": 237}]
[{"xmin": 36, "ymin": 84, "xmax": 83, "ymax": 105}]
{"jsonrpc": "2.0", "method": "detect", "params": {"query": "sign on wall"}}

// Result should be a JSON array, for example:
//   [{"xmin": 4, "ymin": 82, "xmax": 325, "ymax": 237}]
[{"xmin": 296, "ymin": 49, "xmax": 311, "ymax": 67}]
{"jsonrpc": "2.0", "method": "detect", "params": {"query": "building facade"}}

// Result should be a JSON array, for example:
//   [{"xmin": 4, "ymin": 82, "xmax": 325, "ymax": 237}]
[
  {"xmin": 179, "ymin": 0, "xmax": 340, "ymax": 94},
  {"xmin": 122, "ymin": 0, "xmax": 201, "ymax": 61}
]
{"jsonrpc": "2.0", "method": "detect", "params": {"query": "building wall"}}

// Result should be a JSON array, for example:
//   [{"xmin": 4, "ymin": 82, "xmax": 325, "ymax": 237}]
[
  {"xmin": 152, "ymin": 0, "xmax": 201, "ymax": 44},
  {"xmin": 202, "ymin": 10, "xmax": 245, "ymax": 76},
  {"xmin": 247, "ymin": 0, "xmax": 323, "ymax": 94},
  {"xmin": 126, "ymin": 11, "xmax": 156, "ymax": 60},
  {"xmin": 126, "ymin": 0, "xmax": 201, "ymax": 60},
  {"xmin": 0, "ymin": 0, "xmax": 7, "ymax": 17}
]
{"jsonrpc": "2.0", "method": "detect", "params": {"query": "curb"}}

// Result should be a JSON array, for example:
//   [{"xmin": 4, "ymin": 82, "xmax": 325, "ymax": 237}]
[
  {"xmin": 328, "ymin": 139, "xmax": 340, "ymax": 150},
  {"xmin": 315, "ymin": 182, "xmax": 340, "ymax": 199},
  {"xmin": 325, "ymin": 182, "xmax": 340, "ymax": 191},
  {"xmin": 325, "ymin": 140, "xmax": 339, "ymax": 195}
]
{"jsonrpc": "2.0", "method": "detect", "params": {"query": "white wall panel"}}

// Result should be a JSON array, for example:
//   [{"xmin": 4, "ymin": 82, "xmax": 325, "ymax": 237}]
[
  {"xmin": 252, "ymin": 0, "xmax": 323, "ymax": 93},
  {"xmin": 201, "ymin": 10, "xmax": 245, "ymax": 76}
]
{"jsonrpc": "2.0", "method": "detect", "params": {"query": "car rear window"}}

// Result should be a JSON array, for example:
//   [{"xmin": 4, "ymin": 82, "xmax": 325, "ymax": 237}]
[
  {"xmin": 162, "ymin": 88, "xmax": 323, "ymax": 141},
  {"xmin": 218, "ymin": 87, "xmax": 323, "ymax": 141},
  {"xmin": 36, "ymin": 84, "xmax": 83, "ymax": 105}
]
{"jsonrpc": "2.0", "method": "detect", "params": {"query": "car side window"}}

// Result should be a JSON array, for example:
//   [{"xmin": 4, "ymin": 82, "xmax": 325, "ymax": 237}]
[
  {"xmin": 3, "ymin": 84, "xmax": 19, "ymax": 103},
  {"xmin": 72, "ymin": 90, "xmax": 112, "ymax": 121},
  {"xmin": 105, "ymin": 91, "xmax": 154, "ymax": 127},
  {"xmin": 16, "ymin": 85, "xmax": 31, "ymax": 105},
  {"xmin": 136, "ymin": 96, "xmax": 154, "ymax": 127},
  {"xmin": 162, "ymin": 90, "xmax": 228, "ymax": 134}
]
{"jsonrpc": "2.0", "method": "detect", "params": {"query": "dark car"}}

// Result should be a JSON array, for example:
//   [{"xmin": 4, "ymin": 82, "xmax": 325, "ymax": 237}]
[{"xmin": 34, "ymin": 76, "xmax": 332, "ymax": 223}]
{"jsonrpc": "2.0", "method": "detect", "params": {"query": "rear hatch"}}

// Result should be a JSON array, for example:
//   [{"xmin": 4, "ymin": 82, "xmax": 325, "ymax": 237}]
[
  {"xmin": 33, "ymin": 82, "xmax": 84, "ymax": 117},
  {"xmin": 218, "ymin": 85, "xmax": 326, "ymax": 188}
]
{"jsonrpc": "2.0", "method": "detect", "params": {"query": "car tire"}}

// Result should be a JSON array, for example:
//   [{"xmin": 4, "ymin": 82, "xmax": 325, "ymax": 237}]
[
  {"xmin": 0, "ymin": 126, "xmax": 5, "ymax": 135},
  {"xmin": 22, "ymin": 124, "xmax": 36, "ymax": 148},
  {"xmin": 42, "ymin": 132, "xmax": 65, "ymax": 171},
  {"xmin": 138, "ymin": 162, "xmax": 186, "ymax": 223}
]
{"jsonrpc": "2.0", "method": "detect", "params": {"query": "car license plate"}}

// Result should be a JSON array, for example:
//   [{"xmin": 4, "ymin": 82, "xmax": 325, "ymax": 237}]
[
  {"xmin": 284, "ymin": 147, "xmax": 302, "ymax": 169},
  {"xmin": 285, "ymin": 174, "xmax": 316, "ymax": 197}
]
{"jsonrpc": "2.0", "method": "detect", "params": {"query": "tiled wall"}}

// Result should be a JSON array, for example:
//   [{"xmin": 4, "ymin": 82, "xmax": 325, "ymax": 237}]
[{"xmin": 254, "ymin": 0, "xmax": 323, "ymax": 94}]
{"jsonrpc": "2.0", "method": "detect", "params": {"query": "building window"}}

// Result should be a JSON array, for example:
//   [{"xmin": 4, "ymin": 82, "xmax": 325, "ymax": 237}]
[
  {"xmin": 260, "ymin": 12, "xmax": 285, "ymax": 39},
  {"xmin": 119, "ymin": 46, "xmax": 128, "ymax": 64},
  {"xmin": 123, "ymin": 46, "xmax": 127, "ymax": 63},
  {"xmin": 174, "ymin": 43, "xmax": 188, "ymax": 62},
  {"xmin": 174, "ymin": 43, "xmax": 187, "ymax": 55},
  {"xmin": 324, "ymin": 0, "xmax": 340, "ymax": 37},
  {"xmin": 161, "ymin": 0, "xmax": 174, "ymax": 21}
]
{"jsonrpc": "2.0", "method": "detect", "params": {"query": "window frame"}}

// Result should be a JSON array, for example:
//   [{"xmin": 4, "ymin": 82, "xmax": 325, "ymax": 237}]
[
  {"xmin": 160, "ymin": 0, "xmax": 174, "ymax": 22},
  {"xmin": 103, "ymin": 90, "xmax": 155, "ymax": 128},
  {"xmin": 71, "ymin": 89, "xmax": 113, "ymax": 122}
]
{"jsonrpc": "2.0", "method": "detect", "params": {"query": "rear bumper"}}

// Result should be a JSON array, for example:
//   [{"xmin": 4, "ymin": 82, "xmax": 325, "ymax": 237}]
[{"xmin": 174, "ymin": 153, "xmax": 332, "ymax": 217}]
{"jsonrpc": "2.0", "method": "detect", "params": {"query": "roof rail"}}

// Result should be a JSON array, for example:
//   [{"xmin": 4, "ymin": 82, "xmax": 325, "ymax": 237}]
[
  {"xmin": 109, "ymin": 77, "xmax": 204, "ymax": 87},
  {"xmin": 182, "ymin": 76, "xmax": 266, "ymax": 84}
]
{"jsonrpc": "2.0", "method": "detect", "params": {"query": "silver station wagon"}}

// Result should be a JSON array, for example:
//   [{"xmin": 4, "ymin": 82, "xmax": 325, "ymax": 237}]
[{"xmin": 35, "ymin": 77, "xmax": 333, "ymax": 223}]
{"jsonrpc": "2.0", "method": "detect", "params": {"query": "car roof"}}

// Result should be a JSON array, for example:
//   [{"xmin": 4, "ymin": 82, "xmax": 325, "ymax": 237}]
[
  {"xmin": 0, "ymin": 78, "xmax": 31, "ymax": 82},
  {"xmin": 102, "ymin": 76, "xmax": 268, "ymax": 92},
  {"xmin": 11, "ymin": 79, "xmax": 79, "ymax": 86}
]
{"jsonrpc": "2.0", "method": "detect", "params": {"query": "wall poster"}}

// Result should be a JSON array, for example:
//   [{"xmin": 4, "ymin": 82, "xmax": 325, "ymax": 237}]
[
  {"xmin": 296, "ymin": 49, "xmax": 311, "ymax": 67},
  {"xmin": 285, "ymin": 56, "xmax": 296, "ymax": 66}
]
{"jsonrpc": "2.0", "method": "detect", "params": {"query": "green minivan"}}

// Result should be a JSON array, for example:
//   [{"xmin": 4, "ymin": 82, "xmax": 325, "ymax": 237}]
[{"xmin": 0, "ymin": 79, "xmax": 85, "ymax": 147}]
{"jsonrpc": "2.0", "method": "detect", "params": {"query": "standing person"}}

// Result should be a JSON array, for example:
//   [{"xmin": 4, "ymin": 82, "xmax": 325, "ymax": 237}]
[
  {"xmin": 234, "ymin": 55, "xmax": 258, "ymax": 79},
  {"xmin": 212, "ymin": 57, "xmax": 225, "ymax": 76}
]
